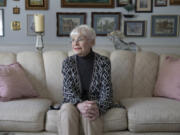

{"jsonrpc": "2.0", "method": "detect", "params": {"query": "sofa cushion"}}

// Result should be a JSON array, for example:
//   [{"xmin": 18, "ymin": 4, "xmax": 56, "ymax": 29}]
[
  {"xmin": 0, "ymin": 98, "xmax": 52, "ymax": 132},
  {"xmin": 103, "ymin": 108, "xmax": 127, "ymax": 132},
  {"xmin": 0, "ymin": 62, "xmax": 38, "ymax": 101},
  {"xmin": 121, "ymin": 97, "xmax": 180, "ymax": 132},
  {"xmin": 154, "ymin": 56, "xmax": 180, "ymax": 101},
  {"xmin": 45, "ymin": 110, "xmax": 58, "ymax": 132},
  {"xmin": 45, "ymin": 108, "xmax": 127, "ymax": 132}
]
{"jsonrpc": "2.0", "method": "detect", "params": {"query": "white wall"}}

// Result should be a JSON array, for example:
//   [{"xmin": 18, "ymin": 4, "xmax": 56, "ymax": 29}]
[{"xmin": 0, "ymin": 0, "xmax": 180, "ymax": 54}]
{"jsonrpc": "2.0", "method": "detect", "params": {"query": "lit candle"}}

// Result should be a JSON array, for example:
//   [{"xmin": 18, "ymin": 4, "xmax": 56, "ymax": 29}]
[{"xmin": 34, "ymin": 14, "xmax": 44, "ymax": 33}]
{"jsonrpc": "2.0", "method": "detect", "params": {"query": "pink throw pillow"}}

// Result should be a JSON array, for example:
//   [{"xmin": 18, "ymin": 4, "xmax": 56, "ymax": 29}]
[
  {"xmin": 154, "ymin": 56, "xmax": 180, "ymax": 100},
  {"xmin": 0, "ymin": 62, "xmax": 38, "ymax": 101}
]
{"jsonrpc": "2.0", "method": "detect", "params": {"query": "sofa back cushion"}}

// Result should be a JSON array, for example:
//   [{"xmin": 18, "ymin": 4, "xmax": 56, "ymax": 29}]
[
  {"xmin": 111, "ymin": 50, "xmax": 159, "ymax": 103},
  {"xmin": 111, "ymin": 50, "xmax": 135, "ymax": 102},
  {"xmin": 0, "ymin": 52, "xmax": 16, "ymax": 65},
  {"xmin": 17, "ymin": 52, "xmax": 47, "ymax": 98},
  {"xmin": 43, "ymin": 51, "xmax": 68, "ymax": 103},
  {"xmin": 0, "ymin": 50, "xmax": 162, "ymax": 103},
  {"xmin": 132, "ymin": 52, "xmax": 159, "ymax": 97}
]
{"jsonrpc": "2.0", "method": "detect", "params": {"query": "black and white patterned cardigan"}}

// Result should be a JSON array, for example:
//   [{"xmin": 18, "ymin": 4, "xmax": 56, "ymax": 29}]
[{"xmin": 61, "ymin": 52, "xmax": 113, "ymax": 114}]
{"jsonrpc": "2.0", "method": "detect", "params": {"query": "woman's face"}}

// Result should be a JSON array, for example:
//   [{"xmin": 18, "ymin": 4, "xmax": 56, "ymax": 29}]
[{"xmin": 71, "ymin": 34, "xmax": 94, "ymax": 56}]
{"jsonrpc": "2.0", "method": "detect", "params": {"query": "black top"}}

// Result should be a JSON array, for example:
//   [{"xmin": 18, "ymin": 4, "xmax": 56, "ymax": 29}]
[{"xmin": 77, "ymin": 50, "xmax": 95, "ymax": 100}]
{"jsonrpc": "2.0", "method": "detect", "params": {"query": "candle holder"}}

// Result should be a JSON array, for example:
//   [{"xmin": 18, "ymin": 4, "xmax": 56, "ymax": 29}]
[
  {"xmin": 35, "ymin": 32, "xmax": 44, "ymax": 52},
  {"xmin": 34, "ymin": 14, "xmax": 44, "ymax": 52}
]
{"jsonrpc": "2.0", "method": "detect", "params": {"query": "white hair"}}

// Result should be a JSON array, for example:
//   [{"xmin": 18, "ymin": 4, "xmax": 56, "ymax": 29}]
[{"xmin": 70, "ymin": 25, "xmax": 96, "ymax": 41}]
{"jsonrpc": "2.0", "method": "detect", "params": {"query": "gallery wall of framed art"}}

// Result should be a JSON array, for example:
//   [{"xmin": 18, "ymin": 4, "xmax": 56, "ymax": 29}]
[{"xmin": 0, "ymin": 0, "xmax": 180, "ymax": 51}]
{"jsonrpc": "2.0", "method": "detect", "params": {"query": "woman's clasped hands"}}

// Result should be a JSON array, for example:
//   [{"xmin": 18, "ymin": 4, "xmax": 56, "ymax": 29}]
[{"xmin": 77, "ymin": 100, "xmax": 99, "ymax": 121}]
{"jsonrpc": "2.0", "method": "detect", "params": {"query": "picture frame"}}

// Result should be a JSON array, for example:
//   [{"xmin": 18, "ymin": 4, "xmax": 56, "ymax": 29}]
[
  {"xmin": 151, "ymin": 15, "xmax": 179, "ymax": 37},
  {"xmin": 57, "ymin": 12, "xmax": 86, "ymax": 37},
  {"xmin": 170, "ymin": 0, "xmax": 180, "ymax": 5},
  {"xmin": 0, "ymin": 9, "xmax": 4, "ymax": 36},
  {"xmin": 25, "ymin": 0, "xmax": 48, "ymax": 10},
  {"xmin": 0, "ymin": 0, "xmax": 6, "ymax": 7},
  {"xmin": 155, "ymin": 0, "xmax": 167, "ymax": 6},
  {"xmin": 135, "ymin": 0, "xmax": 153, "ymax": 13},
  {"xmin": 117, "ymin": 0, "xmax": 132, "ymax": 6},
  {"xmin": 13, "ymin": 7, "xmax": 20, "ymax": 14},
  {"xmin": 61, "ymin": 0, "xmax": 114, "ymax": 8},
  {"xmin": 11, "ymin": 21, "xmax": 21, "ymax": 31},
  {"xmin": 124, "ymin": 20, "xmax": 146, "ymax": 37},
  {"xmin": 92, "ymin": 12, "xmax": 121, "ymax": 36},
  {"xmin": 27, "ymin": 14, "xmax": 36, "ymax": 36}
]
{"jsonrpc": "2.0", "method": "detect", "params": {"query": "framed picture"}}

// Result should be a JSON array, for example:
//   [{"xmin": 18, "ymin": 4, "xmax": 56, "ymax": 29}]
[
  {"xmin": 155, "ymin": 0, "xmax": 167, "ymax": 6},
  {"xmin": 0, "ymin": 0, "xmax": 6, "ymax": 6},
  {"xmin": 135, "ymin": 0, "xmax": 153, "ymax": 12},
  {"xmin": 57, "ymin": 13, "xmax": 86, "ymax": 36},
  {"xmin": 0, "ymin": 9, "xmax": 4, "ymax": 36},
  {"xmin": 27, "ymin": 14, "xmax": 36, "ymax": 36},
  {"xmin": 124, "ymin": 21, "xmax": 146, "ymax": 37},
  {"xmin": 61, "ymin": 0, "xmax": 114, "ymax": 8},
  {"xmin": 170, "ymin": 0, "xmax": 180, "ymax": 5},
  {"xmin": 92, "ymin": 12, "xmax": 121, "ymax": 36},
  {"xmin": 13, "ymin": 7, "xmax": 20, "ymax": 14},
  {"xmin": 25, "ymin": 0, "xmax": 48, "ymax": 10},
  {"xmin": 11, "ymin": 21, "xmax": 21, "ymax": 31},
  {"xmin": 151, "ymin": 15, "xmax": 179, "ymax": 37},
  {"xmin": 117, "ymin": 0, "xmax": 132, "ymax": 6}
]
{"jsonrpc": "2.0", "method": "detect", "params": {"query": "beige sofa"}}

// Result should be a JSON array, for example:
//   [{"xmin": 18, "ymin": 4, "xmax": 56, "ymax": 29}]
[{"xmin": 0, "ymin": 50, "xmax": 180, "ymax": 135}]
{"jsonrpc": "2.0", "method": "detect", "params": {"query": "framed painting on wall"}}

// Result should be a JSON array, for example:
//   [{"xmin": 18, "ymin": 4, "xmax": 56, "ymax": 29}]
[
  {"xmin": 151, "ymin": 15, "xmax": 179, "ymax": 37},
  {"xmin": 0, "ymin": 0, "xmax": 6, "ymax": 7},
  {"xmin": 27, "ymin": 14, "xmax": 36, "ymax": 36},
  {"xmin": 13, "ymin": 7, "xmax": 20, "ymax": 14},
  {"xmin": 170, "ymin": 0, "xmax": 180, "ymax": 5},
  {"xmin": 124, "ymin": 20, "xmax": 146, "ymax": 37},
  {"xmin": 155, "ymin": 0, "xmax": 167, "ymax": 6},
  {"xmin": 61, "ymin": 0, "xmax": 114, "ymax": 8},
  {"xmin": 135, "ymin": 0, "xmax": 153, "ymax": 12},
  {"xmin": 92, "ymin": 12, "xmax": 121, "ymax": 36},
  {"xmin": 57, "ymin": 12, "xmax": 86, "ymax": 36},
  {"xmin": 0, "ymin": 9, "xmax": 4, "ymax": 36},
  {"xmin": 25, "ymin": 0, "xmax": 48, "ymax": 10},
  {"xmin": 117, "ymin": 0, "xmax": 132, "ymax": 7}
]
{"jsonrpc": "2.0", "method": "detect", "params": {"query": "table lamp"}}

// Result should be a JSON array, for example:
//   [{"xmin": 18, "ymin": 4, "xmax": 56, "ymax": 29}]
[{"xmin": 34, "ymin": 14, "xmax": 44, "ymax": 52}]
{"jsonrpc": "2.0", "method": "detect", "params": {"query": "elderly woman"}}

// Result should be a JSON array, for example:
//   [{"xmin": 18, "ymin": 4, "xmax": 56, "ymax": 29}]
[{"xmin": 58, "ymin": 25, "xmax": 113, "ymax": 135}]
